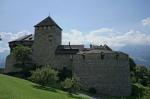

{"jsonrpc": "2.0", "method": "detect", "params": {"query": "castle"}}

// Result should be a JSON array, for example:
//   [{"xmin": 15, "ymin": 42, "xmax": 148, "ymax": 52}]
[{"xmin": 5, "ymin": 16, "xmax": 131, "ymax": 96}]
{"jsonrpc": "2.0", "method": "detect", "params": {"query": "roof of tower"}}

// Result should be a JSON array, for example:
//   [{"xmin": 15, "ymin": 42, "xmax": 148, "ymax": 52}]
[{"xmin": 34, "ymin": 16, "xmax": 62, "ymax": 30}]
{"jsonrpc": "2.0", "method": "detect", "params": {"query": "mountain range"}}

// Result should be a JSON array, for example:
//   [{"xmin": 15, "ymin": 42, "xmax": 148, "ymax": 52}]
[{"xmin": 120, "ymin": 45, "xmax": 150, "ymax": 67}]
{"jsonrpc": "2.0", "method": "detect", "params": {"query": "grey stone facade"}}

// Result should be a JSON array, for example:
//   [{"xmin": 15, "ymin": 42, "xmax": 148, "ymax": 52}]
[
  {"xmin": 5, "ymin": 16, "xmax": 131, "ymax": 96},
  {"xmin": 73, "ymin": 52, "xmax": 131, "ymax": 96}
]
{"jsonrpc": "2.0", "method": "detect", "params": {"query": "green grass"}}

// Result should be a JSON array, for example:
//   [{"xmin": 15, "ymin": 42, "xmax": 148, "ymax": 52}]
[{"xmin": 0, "ymin": 74, "xmax": 89, "ymax": 99}]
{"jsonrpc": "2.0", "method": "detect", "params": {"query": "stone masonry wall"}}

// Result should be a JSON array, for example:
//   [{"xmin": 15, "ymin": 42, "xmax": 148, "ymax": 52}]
[
  {"xmin": 53, "ymin": 54, "xmax": 73, "ymax": 70},
  {"xmin": 5, "ymin": 54, "xmax": 21, "ymax": 73},
  {"xmin": 73, "ymin": 53, "xmax": 131, "ymax": 96},
  {"xmin": 32, "ymin": 26, "xmax": 61, "ymax": 66}
]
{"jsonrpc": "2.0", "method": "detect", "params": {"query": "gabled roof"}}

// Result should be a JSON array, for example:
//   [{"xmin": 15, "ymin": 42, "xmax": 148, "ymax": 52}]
[
  {"xmin": 58, "ymin": 45, "xmax": 84, "ymax": 50},
  {"xmin": 34, "ymin": 16, "xmax": 62, "ymax": 30},
  {"xmin": 90, "ymin": 44, "xmax": 112, "ymax": 51},
  {"xmin": 9, "ymin": 34, "xmax": 34, "ymax": 43},
  {"xmin": 55, "ymin": 45, "xmax": 84, "ymax": 54}
]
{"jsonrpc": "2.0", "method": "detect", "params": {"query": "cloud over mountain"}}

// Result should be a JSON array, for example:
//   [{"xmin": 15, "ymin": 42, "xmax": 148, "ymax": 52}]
[
  {"xmin": 0, "ymin": 31, "xmax": 31, "ymax": 52},
  {"xmin": 62, "ymin": 28, "xmax": 150, "ymax": 49},
  {"xmin": 1, "ymin": 28, "xmax": 150, "ymax": 53}
]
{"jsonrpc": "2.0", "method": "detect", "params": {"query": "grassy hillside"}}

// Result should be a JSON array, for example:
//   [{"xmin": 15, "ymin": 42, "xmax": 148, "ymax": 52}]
[{"xmin": 0, "ymin": 74, "xmax": 89, "ymax": 99}]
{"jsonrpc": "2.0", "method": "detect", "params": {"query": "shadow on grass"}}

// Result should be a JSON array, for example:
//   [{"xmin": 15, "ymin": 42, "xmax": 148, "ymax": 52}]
[
  {"xmin": 32, "ymin": 85, "xmax": 86, "ymax": 99},
  {"xmin": 32, "ymin": 85, "xmax": 57, "ymax": 93}
]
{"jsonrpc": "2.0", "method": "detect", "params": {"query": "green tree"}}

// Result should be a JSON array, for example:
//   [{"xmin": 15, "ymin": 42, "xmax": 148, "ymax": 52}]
[
  {"xmin": 30, "ymin": 66, "xmax": 58, "ymax": 86},
  {"xmin": 134, "ymin": 65, "xmax": 150, "ymax": 86},
  {"xmin": 11, "ymin": 45, "xmax": 34, "ymax": 77},
  {"xmin": 12, "ymin": 45, "xmax": 32, "ymax": 64},
  {"xmin": 129, "ymin": 57, "xmax": 150, "ymax": 87}
]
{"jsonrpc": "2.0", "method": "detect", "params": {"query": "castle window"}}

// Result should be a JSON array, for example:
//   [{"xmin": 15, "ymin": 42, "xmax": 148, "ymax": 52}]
[
  {"xmin": 82, "ymin": 54, "xmax": 85, "ymax": 60},
  {"xmin": 100, "ymin": 52, "xmax": 105, "ymax": 60},
  {"xmin": 29, "ymin": 37, "xmax": 32, "ymax": 40},
  {"xmin": 70, "ymin": 55, "xmax": 73, "ymax": 61},
  {"xmin": 48, "ymin": 35, "xmax": 53, "ymax": 42},
  {"xmin": 46, "ymin": 26, "xmax": 48, "ymax": 29},
  {"xmin": 116, "ymin": 54, "xmax": 119, "ymax": 60},
  {"xmin": 48, "ymin": 26, "xmax": 51, "ymax": 29}
]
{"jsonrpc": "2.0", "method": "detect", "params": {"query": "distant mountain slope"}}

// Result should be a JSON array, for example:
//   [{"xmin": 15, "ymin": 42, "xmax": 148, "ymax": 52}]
[{"xmin": 120, "ymin": 45, "xmax": 150, "ymax": 67}]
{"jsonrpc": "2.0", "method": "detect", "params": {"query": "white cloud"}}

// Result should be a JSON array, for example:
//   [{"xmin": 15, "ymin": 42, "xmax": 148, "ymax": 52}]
[
  {"xmin": 0, "ymin": 28, "xmax": 150, "ymax": 53},
  {"xmin": 0, "ymin": 31, "xmax": 31, "ymax": 52},
  {"xmin": 141, "ymin": 17, "xmax": 150, "ymax": 26},
  {"xmin": 90, "ymin": 28, "xmax": 114, "ymax": 34},
  {"xmin": 62, "ymin": 28, "xmax": 150, "ymax": 49}
]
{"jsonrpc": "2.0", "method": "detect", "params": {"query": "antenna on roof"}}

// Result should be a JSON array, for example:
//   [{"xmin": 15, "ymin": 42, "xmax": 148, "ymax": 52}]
[
  {"xmin": 69, "ymin": 42, "xmax": 70, "ymax": 45},
  {"xmin": 69, "ymin": 42, "xmax": 72, "ymax": 49}
]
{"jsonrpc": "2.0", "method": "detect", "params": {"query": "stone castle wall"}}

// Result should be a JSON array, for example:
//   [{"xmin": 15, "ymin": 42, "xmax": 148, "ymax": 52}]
[
  {"xmin": 53, "ymin": 54, "xmax": 73, "ymax": 70},
  {"xmin": 73, "ymin": 53, "xmax": 131, "ymax": 96},
  {"xmin": 32, "ymin": 26, "xmax": 61, "ymax": 66},
  {"xmin": 5, "ymin": 17, "xmax": 131, "ymax": 96},
  {"xmin": 5, "ymin": 55, "xmax": 21, "ymax": 73}
]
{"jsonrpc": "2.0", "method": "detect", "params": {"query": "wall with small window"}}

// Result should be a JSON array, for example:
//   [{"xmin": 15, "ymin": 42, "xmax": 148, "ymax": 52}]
[{"xmin": 72, "ymin": 52, "xmax": 131, "ymax": 96}]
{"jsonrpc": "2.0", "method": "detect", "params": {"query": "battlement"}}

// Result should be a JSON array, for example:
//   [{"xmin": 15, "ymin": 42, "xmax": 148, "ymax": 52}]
[{"xmin": 77, "ymin": 52, "xmax": 128, "ymax": 61}]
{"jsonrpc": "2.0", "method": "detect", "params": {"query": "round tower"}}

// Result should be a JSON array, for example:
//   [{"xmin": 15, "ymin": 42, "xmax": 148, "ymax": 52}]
[{"xmin": 32, "ymin": 16, "xmax": 62, "ymax": 65}]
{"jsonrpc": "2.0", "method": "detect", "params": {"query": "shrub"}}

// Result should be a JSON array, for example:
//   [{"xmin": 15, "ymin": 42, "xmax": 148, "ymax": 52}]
[
  {"xmin": 131, "ymin": 84, "xmax": 145, "ymax": 97},
  {"xmin": 61, "ymin": 76, "xmax": 80, "ymax": 93},
  {"xmin": 89, "ymin": 87, "xmax": 97, "ymax": 94},
  {"xmin": 30, "ymin": 66, "xmax": 58, "ymax": 86},
  {"xmin": 133, "ymin": 65, "xmax": 150, "ymax": 86}
]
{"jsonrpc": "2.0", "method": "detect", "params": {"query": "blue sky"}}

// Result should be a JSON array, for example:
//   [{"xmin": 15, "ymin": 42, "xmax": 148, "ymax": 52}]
[
  {"xmin": 0, "ymin": 0, "xmax": 150, "ymax": 52},
  {"xmin": 0, "ymin": 0, "xmax": 150, "ymax": 32}
]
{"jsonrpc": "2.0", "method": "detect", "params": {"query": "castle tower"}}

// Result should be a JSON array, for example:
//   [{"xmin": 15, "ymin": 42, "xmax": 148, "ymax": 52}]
[{"xmin": 32, "ymin": 16, "xmax": 62, "ymax": 65}]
